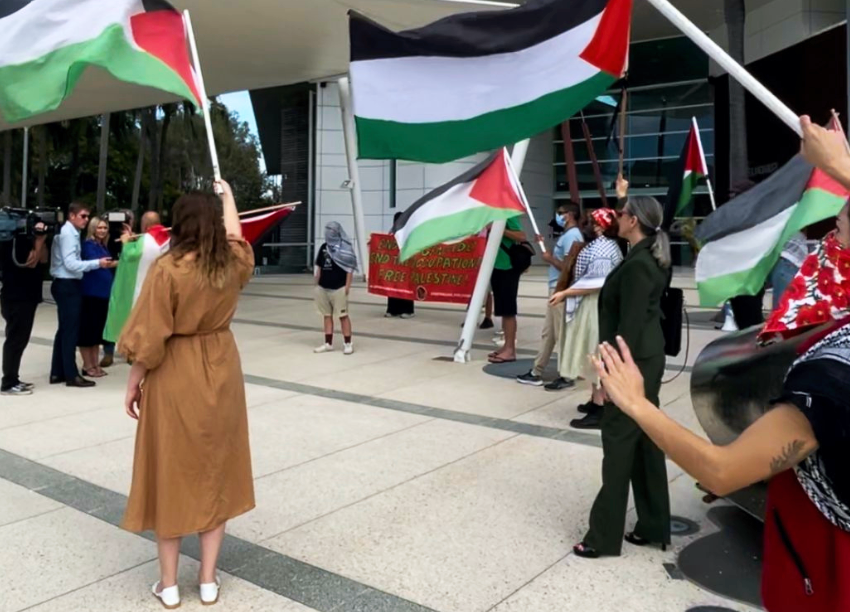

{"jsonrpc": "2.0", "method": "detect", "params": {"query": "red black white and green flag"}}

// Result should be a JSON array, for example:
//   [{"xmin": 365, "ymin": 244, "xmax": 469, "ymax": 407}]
[
  {"xmin": 695, "ymin": 118, "xmax": 850, "ymax": 306},
  {"xmin": 392, "ymin": 149, "xmax": 526, "ymax": 261},
  {"xmin": 350, "ymin": 0, "xmax": 633, "ymax": 163},
  {"xmin": 0, "ymin": 0, "xmax": 202, "ymax": 123},
  {"xmin": 663, "ymin": 117, "xmax": 710, "ymax": 227}
]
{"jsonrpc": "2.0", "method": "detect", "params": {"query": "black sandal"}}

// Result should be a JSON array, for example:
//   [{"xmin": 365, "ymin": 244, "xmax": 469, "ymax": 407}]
[
  {"xmin": 624, "ymin": 532, "xmax": 667, "ymax": 551},
  {"xmin": 573, "ymin": 542, "xmax": 600, "ymax": 558}
]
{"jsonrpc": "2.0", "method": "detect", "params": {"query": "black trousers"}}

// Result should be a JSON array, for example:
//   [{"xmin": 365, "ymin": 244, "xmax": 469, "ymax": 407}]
[
  {"xmin": 50, "ymin": 279, "xmax": 82, "ymax": 381},
  {"xmin": 584, "ymin": 354, "xmax": 671, "ymax": 555},
  {"xmin": 386, "ymin": 297, "xmax": 414, "ymax": 316},
  {"xmin": 1, "ymin": 298, "xmax": 39, "ymax": 390},
  {"xmin": 730, "ymin": 289, "xmax": 766, "ymax": 329}
]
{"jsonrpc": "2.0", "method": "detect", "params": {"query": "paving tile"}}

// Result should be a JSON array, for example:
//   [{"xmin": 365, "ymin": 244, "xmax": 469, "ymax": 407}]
[
  {"xmin": 41, "ymin": 436, "xmax": 135, "ymax": 496},
  {"xmin": 246, "ymin": 394, "xmax": 430, "ymax": 478},
  {"xmin": 229, "ymin": 419, "xmax": 513, "ymax": 542},
  {"xmin": 266, "ymin": 436, "xmax": 606, "ymax": 612},
  {"xmin": 0, "ymin": 507, "xmax": 156, "ymax": 612},
  {"xmin": 0, "ymin": 478, "xmax": 62, "ymax": 527},
  {"xmin": 25, "ymin": 557, "xmax": 318, "ymax": 612}
]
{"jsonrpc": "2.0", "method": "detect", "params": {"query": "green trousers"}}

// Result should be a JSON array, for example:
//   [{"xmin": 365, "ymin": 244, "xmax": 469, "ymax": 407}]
[{"xmin": 583, "ymin": 354, "xmax": 671, "ymax": 555}]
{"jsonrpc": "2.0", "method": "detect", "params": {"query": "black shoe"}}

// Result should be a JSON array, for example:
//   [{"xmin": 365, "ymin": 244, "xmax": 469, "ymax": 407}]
[
  {"xmin": 624, "ymin": 532, "xmax": 668, "ymax": 552},
  {"xmin": 516, "ymin": 371, "xmax": 543, "ymax": 386},
  {"xmin": 544, "ymin": 377, "xmax": 575, "ymax": 391},
  {"xmin": 570, "ymin": 408, "xmax": 602, "ymax": 429},
  {"xmin": 479, "ymin": 317, "xmax": 494, "ymax": 330},
  {"xmin": 577, "ymin": 401, "xmax": 603, "ymax": 414},
  {"xmin": 49, "ymin": 376, "xmax": 65, "ymax": 385},
  {"xmin": 66, "ymin": 376, "xmax": 96, "ymax": 388},
  {"xmin": 573, "ymin": 542, "xmax": 601, "ymax": 559}
]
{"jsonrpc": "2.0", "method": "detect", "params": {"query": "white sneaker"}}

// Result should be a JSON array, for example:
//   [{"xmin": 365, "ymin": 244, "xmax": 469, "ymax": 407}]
[
  {"xmin": 343, "ymin": 343, "xmax": 354, "ymax": 355},
  {"xmin": 200, "ymin": 576, "xmax": 221, "ymax": 606},
  {"xmin": 314, "ymin": 343, "xmax": 334, "ymax": 353},
  {"xmin": 1, "ymin": 383, "xmax": 33, "ymax": 396},
  {"xmin": 152, "ymin": 582, "xmax": 180, "ymax": 609}
]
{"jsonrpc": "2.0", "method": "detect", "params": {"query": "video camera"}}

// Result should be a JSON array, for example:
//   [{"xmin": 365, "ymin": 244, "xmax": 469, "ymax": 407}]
[
  {"xmin": 0, "ymin": 207, "xmax": 64, "ymax": 242},
  {"xmin": 106, "ymin": 210, "xmax": 133, "ymax": 259}
]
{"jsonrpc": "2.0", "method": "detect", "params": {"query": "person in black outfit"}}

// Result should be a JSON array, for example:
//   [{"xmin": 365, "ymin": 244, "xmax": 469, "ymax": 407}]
[
  {"xmin": 386, "ymin": 212, "xmax": 415, "ymax": 319},
  {"xmin": 1, "ymin": 223, "xmax": 48, "ymax": 396}
]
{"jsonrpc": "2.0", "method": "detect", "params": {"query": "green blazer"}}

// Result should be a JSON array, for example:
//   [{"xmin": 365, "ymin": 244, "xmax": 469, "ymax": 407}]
[{"xmin": 598, "ymin": 237, "xmax": 668, "ymax": 361}]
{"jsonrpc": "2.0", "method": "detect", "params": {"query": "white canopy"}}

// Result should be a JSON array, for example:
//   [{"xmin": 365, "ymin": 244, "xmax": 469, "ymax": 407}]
[{"xmin": 0, "ymin": 0, "xmax": 766, "ymax": 131}]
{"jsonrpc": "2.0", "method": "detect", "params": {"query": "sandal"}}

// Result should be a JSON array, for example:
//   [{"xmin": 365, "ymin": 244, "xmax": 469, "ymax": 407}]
[
  {"xmin": 624, "ymin": 532, "xmax": 667, "ymax": 551},
  {"xmin": 84, "ymin": 368, "xmax": 106, "ymax": 378},
  {"xmin": 152, "ymin": 581, "xmax": 181, "ymax": 609},
  {"xmin": 200, "ymin": 576, "xmax": 221, "ymax": 606},
  {"xmin": 488, "ymin": 355, "xmax": 517, "ymax": 364},
  {"xmin": 573, "ymin": 542, "xmax": 600, "ymax": 558}
]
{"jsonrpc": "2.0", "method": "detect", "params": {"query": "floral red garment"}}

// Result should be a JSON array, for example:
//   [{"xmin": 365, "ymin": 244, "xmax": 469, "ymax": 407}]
[{"xmin": 760, "ymin": 233, "xmax": 850, "ymax": 343}]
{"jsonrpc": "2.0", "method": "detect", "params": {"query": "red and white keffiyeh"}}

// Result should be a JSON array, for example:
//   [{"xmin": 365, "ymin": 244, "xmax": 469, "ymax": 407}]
[{"xmin": 760, "ymin": 232, "xmax": 850, "ymax": 343}]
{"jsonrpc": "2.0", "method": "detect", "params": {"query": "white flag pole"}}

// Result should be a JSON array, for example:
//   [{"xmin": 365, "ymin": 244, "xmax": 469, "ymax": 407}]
[
  {"xmin": 504, "ymin": 149, "xmax": 546, "ymax": 253},
  {"xmin": 644, "ymin": 0, "xmax": 801, "ymax": 137},
  {"xmin": 691, "ymin": 117, "xmax": 716, "ymax": 211},
  {"xmin": 183, "ymin": 10, "xmax": 221, "ymax": 184},
  {"xmin": 454, "ymin": 140, "xmax": 530, "ymax": 363}
]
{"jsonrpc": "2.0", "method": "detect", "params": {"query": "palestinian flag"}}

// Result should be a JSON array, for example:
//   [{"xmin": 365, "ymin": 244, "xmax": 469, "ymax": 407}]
[
  {"xmin": 0, "ymin": 0, "xmax": 202, "ymax": 123},
  {"xmin": 240, "ymin": 207, "xmax": 294, "ymax": 245},
  {"xmin": 695, "ymin": 153, "xmax": 850, "ymax": 307},
  {"xmin": 350, "ymin": 0, "xmax": 632, "ymax": 163},
  {"xmin": 103, "ymin": 225, "xmax": 171, "ymax": 343},
  {"xmin": 392, "ymin": 149, "xmax": 525, "ymax": 261},
  {"xmin": 663, "ymin": 118, "xmax": 709, "ymax": 228}
]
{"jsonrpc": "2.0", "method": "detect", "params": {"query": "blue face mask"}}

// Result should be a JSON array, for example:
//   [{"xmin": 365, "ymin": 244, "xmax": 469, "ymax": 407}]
[{"xmin": 555, "ymin": 214, "xmax": 567, "ymax": 228}]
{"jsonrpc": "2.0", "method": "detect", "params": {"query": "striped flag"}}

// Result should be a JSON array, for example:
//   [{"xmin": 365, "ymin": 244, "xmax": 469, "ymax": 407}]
[
  {"xmin": 664, "ymin": 118, "xmax": 709, "ymax": 227},
  {"xmin": 695, "ymin": 142, "xmax": 850, "ymax": 307},
  {"xmin": 350, "ymin": 0, "xmax": 632, "ymax": 163},
  {"xmin": 392, "ymin": 149, "xmax": 526, "ymax": 261},
  {"xmin": 0, "ymin": 0, "xmax": 202, "ymax": 123}
]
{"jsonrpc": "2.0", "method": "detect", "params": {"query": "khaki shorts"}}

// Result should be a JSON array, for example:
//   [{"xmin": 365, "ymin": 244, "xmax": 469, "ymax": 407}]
[{"xmin": 315, "ymin": 287, "xmax": 349, "ymax": 318}]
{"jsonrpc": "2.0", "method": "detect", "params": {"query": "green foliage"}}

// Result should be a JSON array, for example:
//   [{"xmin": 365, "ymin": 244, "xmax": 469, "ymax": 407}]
[{"xmin": 0, "ymin": 97, "xmax": 272, "ymax": 219}]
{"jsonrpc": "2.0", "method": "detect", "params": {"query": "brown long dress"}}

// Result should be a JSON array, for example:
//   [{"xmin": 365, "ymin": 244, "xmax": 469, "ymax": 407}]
[{"xmin": 119, "ymin": 239, "xmax": 255, "ymax": 539}]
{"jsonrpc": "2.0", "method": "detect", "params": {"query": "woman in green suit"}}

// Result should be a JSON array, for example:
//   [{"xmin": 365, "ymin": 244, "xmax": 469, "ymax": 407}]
[{"xmin": 574, "ymin": 196, "xmax": 672, "ymax": 558}]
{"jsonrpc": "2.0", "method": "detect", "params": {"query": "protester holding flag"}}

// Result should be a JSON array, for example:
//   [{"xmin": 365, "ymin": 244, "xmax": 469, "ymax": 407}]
[
  {"xmin": 573, "ymin": 196, "xmax": 672, "ymax": 559},
  {"xmin": 119, "ymin": 180, "xmax": 255, "ymax": 609},
  {"xmin": 314, "ymin": 222, "xmax": 357, "ymax": 356},
  {"xmin": 547, "ymin": 208, "xmax": 622, "ymax": 395}
]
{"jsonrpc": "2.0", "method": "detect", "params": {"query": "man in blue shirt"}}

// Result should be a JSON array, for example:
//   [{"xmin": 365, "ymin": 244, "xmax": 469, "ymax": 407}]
[
  {"xmin": 49, "ymin": 203, "xmax": 113, "ymax": 387},
  {"xmin": 517, "ymin": 203, "xmax": 582, "ymax": 386}
]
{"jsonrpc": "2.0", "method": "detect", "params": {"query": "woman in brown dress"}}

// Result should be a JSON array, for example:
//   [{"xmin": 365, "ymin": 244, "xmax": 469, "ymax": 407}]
[{"xmin": 119, "ymin": 180, "xmax": 255, "ymax": 609}]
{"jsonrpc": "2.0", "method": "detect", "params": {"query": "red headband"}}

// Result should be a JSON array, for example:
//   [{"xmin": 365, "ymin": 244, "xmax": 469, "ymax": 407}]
[{"xmin": 591, "ymin": 208, "xmax": 617, "ymax": 231}]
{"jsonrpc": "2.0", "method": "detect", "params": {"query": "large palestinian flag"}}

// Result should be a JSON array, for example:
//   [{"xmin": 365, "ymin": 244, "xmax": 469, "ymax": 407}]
[
  {"xmin": 695, "ymin": 155, "xmax": 850, "ymax": 307},
  {"xmin": 350, "ymin": 0, "xmax": 632, "ymax": 163},
  {"xmin": 663, "ymin": 118, "xmax": 709, "ymax": 228},
  {"xmin": 0, "ymin": 0, "xmax": 202, "ymax": 123},
  {"xmin": 391, "ymin": 149, "xmax": 526, "ymax": 261}
]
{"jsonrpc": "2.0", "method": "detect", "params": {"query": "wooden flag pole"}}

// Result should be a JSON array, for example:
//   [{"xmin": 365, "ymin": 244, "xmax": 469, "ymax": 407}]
[
  {"xmin": 691, "ymin": 116, "xmax": 717, "ymax": 211},
  {"xmin": 183, "ymin": 10, "xmax": 221, "ymax": 184},
  {"xmin": 618, "ymin": 86, "xmax": 628, "ymax": 179},
  {"xmin": 644, "ymin": 0, "xmax": 801, "ymax": 136}
]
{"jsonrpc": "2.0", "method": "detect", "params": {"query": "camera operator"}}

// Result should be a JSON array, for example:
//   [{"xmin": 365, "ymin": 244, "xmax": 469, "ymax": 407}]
[
  {"xmin": 49, "ymin": 203, "xmax": 114, "ymax": 388},
  {"xmin": 0, "ymin": 222, "xmax": 48, "ymax": 396}
]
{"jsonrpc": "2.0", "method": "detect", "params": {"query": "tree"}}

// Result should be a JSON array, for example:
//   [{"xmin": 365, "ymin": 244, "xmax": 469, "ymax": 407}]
[{"xmin": 725, "ymin": 0, "xmax": 749, "ymax": 188}]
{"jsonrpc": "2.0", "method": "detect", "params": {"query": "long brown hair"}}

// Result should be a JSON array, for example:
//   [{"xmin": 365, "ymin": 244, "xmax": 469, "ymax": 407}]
[{"xmin": 168, "ymin": 192, "xmax": 233, "ymax": 288}]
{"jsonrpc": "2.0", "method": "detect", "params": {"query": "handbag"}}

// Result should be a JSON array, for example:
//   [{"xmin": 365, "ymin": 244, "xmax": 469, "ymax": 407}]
[
  {"xmin": 555, "ymin": 241, "xmax": 587, "ymax": 292},
  {"xmin": 500, "ymin": 241, "xmax": 535, "ymax": 273},
  {"xmin": 660, "ymin": 285, "xmax": 684, "ymax": 357}
]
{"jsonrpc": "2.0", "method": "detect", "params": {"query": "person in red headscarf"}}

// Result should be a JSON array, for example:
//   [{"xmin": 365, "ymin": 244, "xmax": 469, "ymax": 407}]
[
  {"xmin": 548, "ymin": 207, "xmax": 623, "ymax": 396},
  {"xmin": 760, "ymin": 200, "xmax": 850, "ymax": 345}
]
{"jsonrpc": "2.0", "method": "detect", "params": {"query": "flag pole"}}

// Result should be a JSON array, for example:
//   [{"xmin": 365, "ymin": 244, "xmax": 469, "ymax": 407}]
[
  {"xmin": 183, "ymin": 10, "xmax": 221, "ymax": 184},
  {"xmin": 504, "ymin": 150, "xmax": 546, "ymax": 253},
  {"xmin": 454, "ymin": 140, "xmax": 530, "ymax": 363},
  {"xmin": 21, "ymin": 127, "xmax": 29, "ymax": 208},
  {"xmin": 691, "ymin": 116, "xmax": 716, "ymax": 210},
  {"xmin": 644, "ymin": 0, "xmax": 801, "ymax": 136}
]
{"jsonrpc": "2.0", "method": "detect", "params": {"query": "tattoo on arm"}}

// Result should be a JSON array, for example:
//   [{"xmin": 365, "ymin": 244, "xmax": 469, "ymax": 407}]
[{"xmin": 769, "ymin": 440, "xmax": 806, "ymax": 475}]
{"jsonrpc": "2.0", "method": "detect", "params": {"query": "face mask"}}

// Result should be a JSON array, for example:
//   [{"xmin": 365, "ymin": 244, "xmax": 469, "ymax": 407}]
[{"xmin": 555, "ymin": 214, "xmax": 567, "ymax": 228}]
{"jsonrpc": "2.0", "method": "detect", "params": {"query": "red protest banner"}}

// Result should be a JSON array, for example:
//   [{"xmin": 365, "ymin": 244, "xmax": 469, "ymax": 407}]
[{"xmin": 368, "ymin": 233, "xmax": 486, "ymax": 304}]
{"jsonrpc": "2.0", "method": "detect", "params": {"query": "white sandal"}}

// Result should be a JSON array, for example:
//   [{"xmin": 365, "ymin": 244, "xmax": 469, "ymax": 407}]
[
  {"xmin": 152, "ymin": 581, "xmax": 181, "ymax": 609},
  {"xmin": 199, "ymin": 576, "xmax": 221, "ymax": 606}
]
